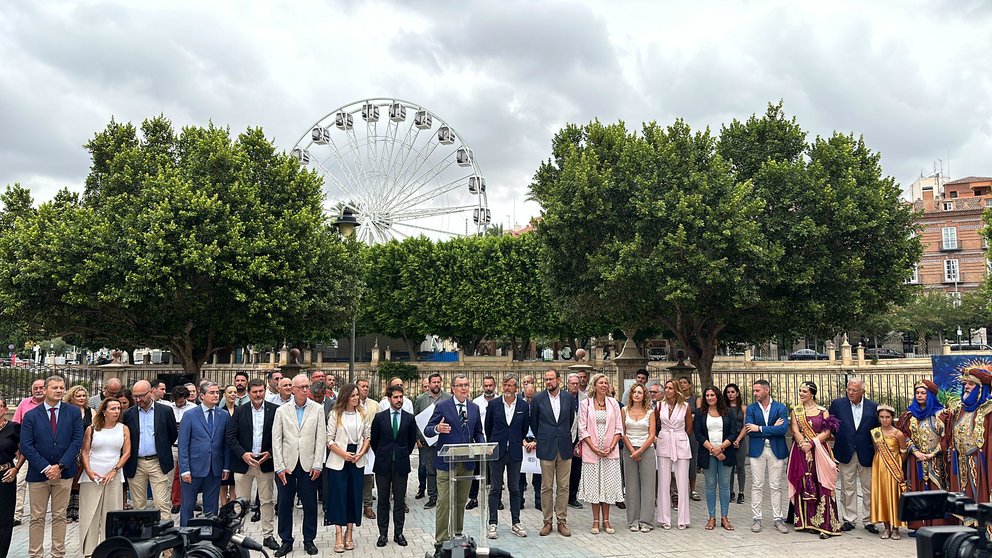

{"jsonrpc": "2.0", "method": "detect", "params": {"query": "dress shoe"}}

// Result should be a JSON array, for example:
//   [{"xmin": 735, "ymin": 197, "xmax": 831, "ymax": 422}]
[
  {"xmin": 274, "ymin": 542, "xmax": 293, "ymax": 557},
  {"xmin": 425, "ymin": 499, "xmax": 437, "ymax": 509},
  {"xmin": 394, "ymin": 534, "xmax": 408, "ymax": 546},
  {"xmin": 416, "ymin": 489, "xmax": 426, "ymax": 499},
  {"xmin": 498, "ymin": 501, "xmax": 504, "ymax": 510},
  {"xmin": 12, "ymin": 520, "xmax": 21, "ymax": 527},
  {"xmin": 865, "ymin": 523, "xmax": 880, "ymax": 534},
  {"xmin": 535, "ymin": 501, "xmax": 542, "ymax": 511},
  {"xmin": 324, "ymin": 518, "xmax": 333, "ymax": 526},
  {"xmin": 251, "ymin": 510, "xmax": 260, "ymax": 522},
  {"xmin": 263, "ymin": 536, "xmax": 279, "ymax": 551},
  {"xmin": 568, "ymin": 499, "xmax": 584, "ymax": 509},
  {"xmin": 364, "ymin": 506, "xmax": 376, "ymax": 519},
  {"xmin": 466, "ymin": 498, "xmax": 478, "ymax": 510},
  {"xmin": 737, "ymin": 493, "xmax": 744, "ymax": 504},
  {"xmin": 170, "ymin": 506, "xmax": 180, "ymax": 514},
  {"xmin": 841, "ymin": 521, "xmax": 855, "ymax": 531},
  {"xmin": 616, "ymin": 502, "xmax": 626, "ymax": 510},
  {"xmin": 195, "ymin": 504, "xmax": 203, "ymax": 512},
  {"xmin": 304, "ymin": 541, "xmax": 319, "ymax": 555},
  {"xmin": 376, "ymin": 535, "xmax": 388, "ymax": 547}
]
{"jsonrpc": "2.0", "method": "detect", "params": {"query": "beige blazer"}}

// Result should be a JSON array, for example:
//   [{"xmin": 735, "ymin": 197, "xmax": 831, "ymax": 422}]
[
  {"xmin": 325, "ymin": 409, "xmax": 372, "ymax": 470},
  {"xmin": 272, "ymin": 399, "xmax": 327, "ymax": 473}
]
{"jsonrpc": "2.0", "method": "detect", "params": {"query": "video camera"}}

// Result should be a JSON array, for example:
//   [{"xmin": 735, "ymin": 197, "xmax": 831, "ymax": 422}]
[
  {"xmin": 902, "ymin": 490, "xmax": 992, "ymax": 558},
  {"xmin": 427, "ymin": 535, "xmax": 514, "ymax": 558},
  {"xmin": 93, "ymin": 498, "xmax": 263, "ymax": 558}
]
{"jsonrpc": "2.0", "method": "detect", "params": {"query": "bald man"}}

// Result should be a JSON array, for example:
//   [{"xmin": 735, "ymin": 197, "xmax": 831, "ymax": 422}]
[
  {"xmin": 122, "ymin": 380, "xmax": 179, "ymax": 521},
  {"xmin": 89, "ymin": 377, "xmax": 122, "ymax": 409}
]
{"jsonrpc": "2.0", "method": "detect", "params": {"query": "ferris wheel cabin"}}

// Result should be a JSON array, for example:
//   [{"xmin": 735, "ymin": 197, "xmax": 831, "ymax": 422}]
[
  {"xmin": 456, "ymin": 148, "xmax": 473, "ymax": 166},
  {"xmin": 335, "ymin": 112, "xmax": 354, "ymax": 130},
  {"xmin": 362, "ymin": 103, "xmax": 380, "ymax": 122},
  {"xmin": 291, "ymin": 148, "xmax": 311, "ymax": 165},
  {"xmin": 311, "ymin": 126, "xmax": 330, "ymax": 145},
  {"xmin": 415, "ymin": 110, "xmax": 432, "ymax": 129},
  {"xmin": 469, "ymin": 176, "xmax": 486, "ymax": 194},
  {"xmin": 473, "ymin": 208, "xmax": 491, "ymax": 225},
  {"xmin": 389, "ymin": 103, "xmax": 406, "ymax": 122}
]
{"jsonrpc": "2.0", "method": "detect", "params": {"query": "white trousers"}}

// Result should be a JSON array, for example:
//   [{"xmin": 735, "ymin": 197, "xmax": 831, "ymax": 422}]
[
  {"xmin": 837, "ymin": 459, "xmax": 872, "ymax": 525},
  {"xmin": 749, "ymin": 445, "xmax": 786, "ymax": 521}
]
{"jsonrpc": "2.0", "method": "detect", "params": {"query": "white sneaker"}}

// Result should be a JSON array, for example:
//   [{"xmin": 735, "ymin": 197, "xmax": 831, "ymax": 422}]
[
  {"xmin": 629, "ymin": 524, "xmax": 639, "ymax": 532},
  {"xmin": 511, "ymin": 523, "xmax": 528, "ymax": 538},
  {"xmin": 487, "ymin": 524, "xmax": 498, "ymax": 539}
]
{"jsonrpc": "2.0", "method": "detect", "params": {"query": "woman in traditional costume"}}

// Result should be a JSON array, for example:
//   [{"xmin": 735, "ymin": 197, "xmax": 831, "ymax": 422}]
[
  {"xmin": 786, "ymin": 381, "xmax": 842, "ymax": 538},
  {"xmin": 896, "ymin": 379, "xmax": 949, "ymax": 532},
  {"xmin": 870, "ymin": 405, "xmax": 908, "ymax": 539}
]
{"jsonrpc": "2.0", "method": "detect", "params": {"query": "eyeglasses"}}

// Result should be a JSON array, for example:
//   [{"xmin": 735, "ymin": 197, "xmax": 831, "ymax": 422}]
[{"xmin": 453, "ymin": 383, "xmax": 470, "ymax": 389}]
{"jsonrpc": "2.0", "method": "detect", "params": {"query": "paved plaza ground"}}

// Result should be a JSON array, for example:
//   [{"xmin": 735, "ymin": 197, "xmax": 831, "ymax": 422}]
[{"xmin": 9, "ymin": 456, "xmax": 918, "ymax": 557}]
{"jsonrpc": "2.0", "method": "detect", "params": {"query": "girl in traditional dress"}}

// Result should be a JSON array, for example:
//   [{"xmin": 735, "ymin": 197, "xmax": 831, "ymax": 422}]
[
  {"xmin": 870, "ymin": 405, "xmax": 908, "ymax": 539},
  {"xmin": 897, "ymin": 379, "xmax": 949, "ymax": 532},
  {"xmin": 787, "ymin": 381, "xmax": 841, "ymax": 538}
]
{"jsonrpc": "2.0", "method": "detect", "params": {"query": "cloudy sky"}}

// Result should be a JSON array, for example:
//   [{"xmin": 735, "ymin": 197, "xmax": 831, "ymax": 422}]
[{"xmin": 1, "ymin": 0, "xmax": 990, "ymax": 231}]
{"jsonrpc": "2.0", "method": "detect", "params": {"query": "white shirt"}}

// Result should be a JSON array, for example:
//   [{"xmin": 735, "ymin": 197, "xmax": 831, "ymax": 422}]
[
  {"xmin": 549, "ymin": 390, "xmax": 561, "ymax": 422},
  {"xmin": 473, "ymin": 394, "xmax": 497, "ymax": 423},
  {"xmin": 501, "ymin": 396, "xmax": 517, "ymax": 426},
  {"xmin": 759, "ymin": 398, "xmax": 773, "ymax": 429},
  {"xmin": 851, "ymin": 399, "xmax": 864, "ymax": 430},
  {"xmin": 172, "ymin": 401, "xmax": 194, "ymax": 423},
  {"xmin": 266, "ymin": 392, "xmax": 291, "ymax": 406},
  {"xmin": 250, "ymin": 402, "xmax": 265, "ymax": 455}
]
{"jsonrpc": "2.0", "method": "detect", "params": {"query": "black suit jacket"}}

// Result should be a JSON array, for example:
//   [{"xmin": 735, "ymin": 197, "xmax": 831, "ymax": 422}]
[
  {"xmin": 692, "ymin": 409, "xmax": 738, "ymax": 469},
  {"xmin": 370, "ymin": 407, "xmax": 418, "ymax": 475},
  {"xmin": 225, "ymin": 401, "xmax": 279, "ymax": 474},
  {"xmin": 485, "ymin": 396, "xmax": 530, "ymax": 462},
  {"xmin": 828, "ymin": 397, "xmax": 879, "ymax": 467},
  {"xmin": 123, "ymin": 402, "xmax": 179, "ymax": 477}
]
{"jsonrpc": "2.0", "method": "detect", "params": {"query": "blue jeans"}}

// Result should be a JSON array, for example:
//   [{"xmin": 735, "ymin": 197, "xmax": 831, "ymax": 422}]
[{"xmin": 704, "ymin": 455, "xmax": 732, "ymax": 517}]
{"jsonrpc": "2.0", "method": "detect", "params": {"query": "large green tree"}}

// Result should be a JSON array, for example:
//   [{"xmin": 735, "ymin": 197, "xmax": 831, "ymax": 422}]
[
  {"xmin": 531, "ymin": 103, "xmax": 921, "ymax": 384},
  {"xmin": 0, "ymin": 116, "xmax": 361, "ymax": 374}
]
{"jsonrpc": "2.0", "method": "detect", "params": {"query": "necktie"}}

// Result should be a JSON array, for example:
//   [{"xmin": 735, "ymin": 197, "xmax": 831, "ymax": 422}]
[
  {"xmin": 458, "ymin": 403, "xmax": 466, "ymax": 425},
  {"xmin": 49, "ymin": 408, "xmax": 57, "ymax": 434},
  {"xmin": 207, "ymin": 408, "xmax": 215, "ymax": 435},
  {"xmin": 392, "ymin": 411, "xmax": 399, "ymax": 438}
]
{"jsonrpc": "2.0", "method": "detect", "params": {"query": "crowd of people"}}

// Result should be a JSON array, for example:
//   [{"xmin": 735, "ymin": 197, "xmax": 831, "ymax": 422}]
[{"xmin": 0, "ymin": 364, "xmax": 985, "ymax": 558}]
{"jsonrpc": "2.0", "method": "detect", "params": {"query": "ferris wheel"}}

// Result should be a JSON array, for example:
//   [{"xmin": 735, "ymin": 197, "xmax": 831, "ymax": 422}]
[{"xmin": 291, "ymin": 98, "xmax": 491, "ymax": 244}]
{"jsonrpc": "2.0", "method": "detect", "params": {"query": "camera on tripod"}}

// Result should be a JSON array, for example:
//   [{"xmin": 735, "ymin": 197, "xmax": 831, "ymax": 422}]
[
  {"xmin": 902, "ymin": 490, "xmax": 992, "ymax": 558},
  {"xmin": 93, "ymin": 498, "xmax": 263, "ymax": 558},
  {"xmin": 427, "ymin": 535, "xmax": 514, "ymax": 558}
]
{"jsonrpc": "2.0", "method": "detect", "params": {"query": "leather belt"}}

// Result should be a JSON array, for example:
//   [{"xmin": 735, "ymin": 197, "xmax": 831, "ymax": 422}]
[{"xmin": 138, "ymin": 455, "xmax": 158, "ymax": 460}]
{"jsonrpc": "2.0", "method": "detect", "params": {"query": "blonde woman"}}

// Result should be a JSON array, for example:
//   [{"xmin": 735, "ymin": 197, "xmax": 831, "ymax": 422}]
[
  {"xmin": 79, "ymin": 398, "xmax": 131, "ymax": 557},
  {"xmin": 655, "ymin": 379, "xmax": 693, "ymax": 530},
  {"xmin": 578, "ymin": 373, "xmax": 624, "ymax": 534},
  {"xmin": 326, "ymin": 383, "xmax": 372, "ymax": 552},
  {"xmin": 621, "ymin": 383, "xmax": 657, "ymax": 532},
  {"xmin": 219, "ymin": 385, "xmax": 238, "ymax": 507},
  {"xmin": 64, "ymin": 385, "xmax": 92, "ymax": 523}
]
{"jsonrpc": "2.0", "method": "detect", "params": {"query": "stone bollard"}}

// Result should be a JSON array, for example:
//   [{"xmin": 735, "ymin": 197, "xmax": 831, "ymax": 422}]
[
  {"xmin": 856, "ymin": 343, "xmax": 865, "ymax": 367},
  {"xmin": 826, "ymin": 341, "xmax": 835, "ymax": 364},
  {"xmin": 943, "ymin": 340, "xmax": 952, "ymax": 355},
  {"xmin": 841, "ymin": 336, "xmax": 853, "ymax": 366}
]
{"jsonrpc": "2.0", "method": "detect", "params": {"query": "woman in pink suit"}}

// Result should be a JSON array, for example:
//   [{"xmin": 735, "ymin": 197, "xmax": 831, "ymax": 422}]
[
  {"xmin": 655, "ymin": 379, "xmax": 693, "ymax": 530},
  {"xmin": 578, "ymin": 373, "xmax": 624, "ymax": 535}
]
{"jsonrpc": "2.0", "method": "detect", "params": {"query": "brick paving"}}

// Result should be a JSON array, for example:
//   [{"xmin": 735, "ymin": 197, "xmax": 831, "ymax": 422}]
[{"xmin": 9, "ymin": 456, "xmax": 917, "ymax": 557}]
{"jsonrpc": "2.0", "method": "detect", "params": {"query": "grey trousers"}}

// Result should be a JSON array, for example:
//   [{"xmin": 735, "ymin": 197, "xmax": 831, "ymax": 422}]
[
  {"xmin": 419, "ymin": 446, "xmax": 439, "ymax": 499},
  {"xmin": 621, "ymin": 447, "xmax": 657, "ymax": 526}
]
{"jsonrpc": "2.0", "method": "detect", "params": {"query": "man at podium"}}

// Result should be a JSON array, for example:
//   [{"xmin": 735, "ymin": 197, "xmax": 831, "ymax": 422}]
[{"xmin": 425, "ymin": 374, "xmax": 486, "ymax": 551}]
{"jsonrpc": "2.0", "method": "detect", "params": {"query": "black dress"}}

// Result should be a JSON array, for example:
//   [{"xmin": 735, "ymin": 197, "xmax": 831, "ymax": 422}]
[{"xmin": 0, "ymin": 420, "xmax": 21, "ymax": 558}]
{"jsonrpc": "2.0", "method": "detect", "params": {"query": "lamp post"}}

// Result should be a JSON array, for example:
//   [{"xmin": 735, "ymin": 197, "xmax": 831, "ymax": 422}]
[{"xmin": 334, "ymin": 207, "xmax": 361, "ymax": 384}]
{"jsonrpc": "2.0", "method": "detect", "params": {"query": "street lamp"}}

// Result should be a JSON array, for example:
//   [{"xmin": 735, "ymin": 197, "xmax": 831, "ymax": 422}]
[{"xmin": 334, "ymin": 207, "xmax": 361, "ymax": 384}]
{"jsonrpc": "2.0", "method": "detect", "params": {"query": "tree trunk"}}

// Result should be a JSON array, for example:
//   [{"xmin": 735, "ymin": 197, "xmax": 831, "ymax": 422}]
[
  {"xmin": 666, "ymin": 315, "xmax": 723, "ymax": 388},
  {"xmin": 402, "ymin": 335, "xmax": 419, "ymax": 362}
]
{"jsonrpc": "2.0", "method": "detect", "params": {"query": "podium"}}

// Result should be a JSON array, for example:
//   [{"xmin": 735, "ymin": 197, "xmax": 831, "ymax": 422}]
[{"xmin": 438, "ymin": 442, "xmax": 499, "ymax": 547}]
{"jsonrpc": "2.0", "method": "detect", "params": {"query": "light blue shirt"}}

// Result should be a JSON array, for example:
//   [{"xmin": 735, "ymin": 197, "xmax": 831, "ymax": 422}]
[
  {"xmin": 251, "ymin": 402, "xmax": 265, "ymax": 454},
  {"xmin": 295, "ymin": 401, "xmax": 307, "ymax": 426},
  {"xmin": 851, "ymin": 399, "xmax": 864, "ymax": 430},
  {"xmin": 138, "ymin": 405, "xmax": 156, "ymax": 457},
  {"xmin": 43, "ymin": 401, "xmax": 61, "ymax": 424}
]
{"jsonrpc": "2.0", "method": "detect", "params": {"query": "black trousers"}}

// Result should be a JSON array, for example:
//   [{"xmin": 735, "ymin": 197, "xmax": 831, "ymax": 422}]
[
  {"xmin": 568, "ymin": 453, "xmax": 582, "ymax": 503},
  {"xmin": 375, "ymin": 471, "xmax": 408, "ymax": 537},
  {"xmin": 277, "ymin": 464, "xmax": 318, "ymax": 545},
  {"xmin": 0, "ymin": 479, "xmax": 14, "ymax": 558}
]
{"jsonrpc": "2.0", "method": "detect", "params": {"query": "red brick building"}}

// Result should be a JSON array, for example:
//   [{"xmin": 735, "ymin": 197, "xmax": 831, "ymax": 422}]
[{"xmin": 912, "ymin": 176, "xmax": 992, "ymax": 299}]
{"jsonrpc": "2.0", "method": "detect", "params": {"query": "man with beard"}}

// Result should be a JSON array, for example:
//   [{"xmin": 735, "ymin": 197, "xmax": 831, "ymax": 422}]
[
  {"xmin": 948, "ymin": 367, "xmax": 992, "ymax": 531},
  {"xmin": 414, "ymin": 373, "xmax": 451, "ymax": 509},
  {"xmin": 531, "ymin": 369, "xmax": 576, "ymax": 537},
  {"xmin": 234, "ymin": 372, "xmax": 250, "ymax": 406}
]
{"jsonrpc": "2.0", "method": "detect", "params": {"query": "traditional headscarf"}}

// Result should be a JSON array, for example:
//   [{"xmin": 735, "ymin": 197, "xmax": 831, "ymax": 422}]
[
  {"xmin": 960, "ymin": 367, "xmax": 992, "ymax": 413},
  {"xmin": 907, "ymin": 379, "xmax": 944, "ymax": 420}
]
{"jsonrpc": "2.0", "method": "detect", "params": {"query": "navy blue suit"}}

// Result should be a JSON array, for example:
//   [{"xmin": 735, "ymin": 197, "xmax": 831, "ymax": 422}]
[
  {"xmin": 744, "ymin": 400, "xmax": 790, "ymax": 459},
  {"xmin": 485, "ymin": 396, "xmax": 530, "ymax": 525},
  {"xmin": 19, "ymin": 403, "xmax": 84, "ymax": 482},
  {"xmin": 828, "ymin": 397, "xmax": 879, "ymax": 467},
  {"xmin": 425, "ymin": 398, "xmax": 485, "ymax": 471},
  {"xmin": 530, "ymin": 390, "xmax": 575, "ymax": 461},
  {"xmin": 178, "ymin": 405, "xmax": 231, "ymax": 527},
  {"xmin": 370, "ymin": 407, "xmax": 418, "ymax": 538}
]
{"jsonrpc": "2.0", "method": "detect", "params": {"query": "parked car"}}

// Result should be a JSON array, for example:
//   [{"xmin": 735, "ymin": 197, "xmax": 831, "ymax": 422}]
[
  {"xmin": 949, "ymin": 343, "xmax": 992, "ymax": 352},
  {"xmin": 648, "ymin": 347, "xmax": 667, "ymax": 361},
  {"xmin": 787, "ymin": 349, "xmax": 829, "ymax": 361},
  {"xmin": 865, "ymin": 348, "xmax": 905, "ymax": 359}
]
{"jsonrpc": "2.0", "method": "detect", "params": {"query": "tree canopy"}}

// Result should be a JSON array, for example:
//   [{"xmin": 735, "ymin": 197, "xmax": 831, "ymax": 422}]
[
  {"xmin": 530, "ymin": 102, "xmax": 921, "ymax": 384},
  {"xmin": 0, "ymin": 116, "xmax": 361, "ymax": 373}
]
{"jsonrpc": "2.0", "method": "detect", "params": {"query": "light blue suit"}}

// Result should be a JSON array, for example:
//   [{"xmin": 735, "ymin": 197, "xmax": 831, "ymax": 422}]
[{"xmin": 178, "ymin": 404, "xmax": 230, "ymax": 526}]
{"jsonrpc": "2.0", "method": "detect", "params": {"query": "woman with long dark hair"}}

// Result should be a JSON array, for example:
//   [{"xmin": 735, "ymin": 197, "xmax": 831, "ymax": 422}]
[
  {"xmin": 325, "ymin": 383, "xmax": 371, "ymax": 552},
  {"xmin": 695, "ymin": 386, "xmax": 738, "ymax": 531},
  {"xmin": 725, "ymin": 383, "xmax": 747, "ymax": 504},
  {"xmin": 0, "ymin": 397, "xmax": 20, "ymax": 558},
  {"xmin": 787, "ymin": 381, "xmax": 841, "ymax": 538}
]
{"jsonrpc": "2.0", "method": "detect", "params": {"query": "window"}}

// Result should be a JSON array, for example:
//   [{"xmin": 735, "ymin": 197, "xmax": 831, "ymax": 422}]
[
  {"xmin": 950, "ymin": 191, "xmax": 959, "ymax": 199},
  {"xmin": 942, "ymin": 227, "xmax": 959, "ymax": 250},
  {"xmin": 949, "ymin": 291, "xmax": 962, "ymax": 307},
  {"xmin": 944, "ymin": 259, "xmax": 960, "ymax": 283},
  {"xmin": 907, "ymin": 264, "xmax": 919, "ymax": 284},
  {"xmin": 943, "ymin": 201, "xmax": 954, "ymax": 211},
  {"xmin": 985, "ymin": 199, "xmax": 992, "ymax": 208}
]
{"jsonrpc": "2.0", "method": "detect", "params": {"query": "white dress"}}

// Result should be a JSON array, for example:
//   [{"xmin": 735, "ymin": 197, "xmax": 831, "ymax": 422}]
[
  {"xmin": 578, "ymin": 409, "xmax": 624, "ymax": 503},
  {"xmin": 79, "ymin": 423, "xmax": 125, "ymax": 557}
]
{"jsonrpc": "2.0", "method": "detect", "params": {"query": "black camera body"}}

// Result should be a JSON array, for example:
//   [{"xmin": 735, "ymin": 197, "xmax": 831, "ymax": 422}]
[
  {"xmin": 902, "ymin": 491, "xmax": 992, "ymax": 558},
  {"xmin": 427, "ymin": 535, "xmax": 514, "ymax": 558},
  {"xmin": 94, "ymin": 498, "xmax": 260, "ymax": 558}
]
